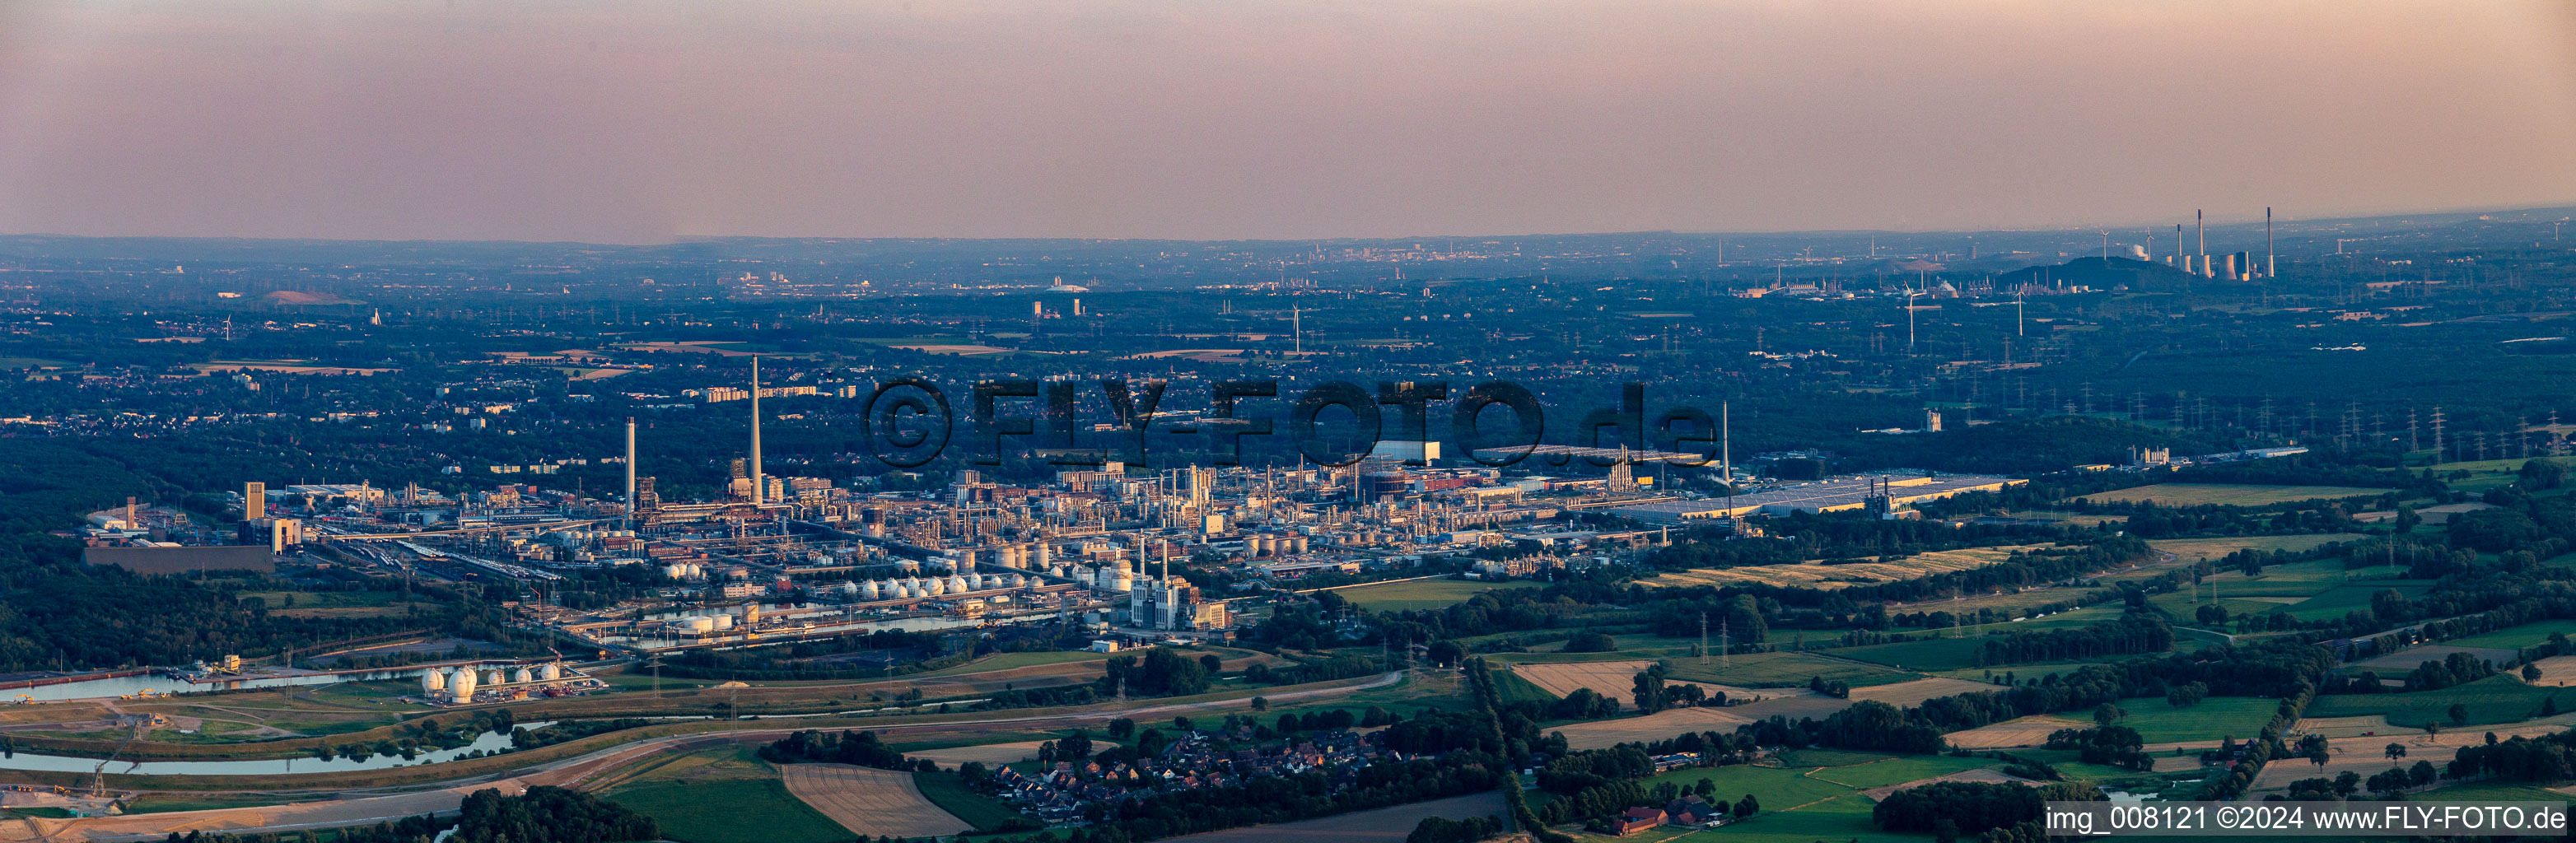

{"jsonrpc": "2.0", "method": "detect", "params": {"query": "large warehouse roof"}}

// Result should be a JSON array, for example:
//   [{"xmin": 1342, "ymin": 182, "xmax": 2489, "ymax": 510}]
[{"xmin": 1608, "ymin": 473, "xmax": 2023, "ymax": 524}]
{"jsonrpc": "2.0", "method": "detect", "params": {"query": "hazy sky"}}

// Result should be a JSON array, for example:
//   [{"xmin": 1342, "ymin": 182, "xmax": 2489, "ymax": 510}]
[{"xmin": 2, "ymin": 1, "xmax": 2573, "ymax": 243}]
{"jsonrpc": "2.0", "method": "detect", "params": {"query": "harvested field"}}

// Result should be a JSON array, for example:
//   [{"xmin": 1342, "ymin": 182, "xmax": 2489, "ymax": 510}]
[
  {"xmin": 2253, "ymin": 715, "xmax": 2576, "ymax": 793},
  {"xmin": 1644, "ymin": 545, "xmax": 2053, "ymax": 591},
  {"xmin": 1163, "ymin": 792, "xmax": 1505, "ymax": 843},
  {"xmin": 1511, "ymin": 661, "xmax": 1780, "ymax": 710},
  {"xmin": 780, "ymin": 763, "xmax": 971, "ymax": 838},
  {"xmin": 2527, "ymin": 656, "xmax": 2576, "ymax": 687},
  {"xmin": 2151, "ymin": 755, "xmax": 2207, "ymax": 773},
  {"xmin": 1944, "ymin": 715, "xmax": 2092, "ymax": 749},
  {"xmin": 1552, "ymin": 706, "xmax": 1761, "ymax": 750},
  {"xmin": 904, "ymin": 741, "xmax": 1051, "ymax": 767},
  {"xmin": 1860, "ymin": 768, "xmax": 2031, "ymax": 800}
]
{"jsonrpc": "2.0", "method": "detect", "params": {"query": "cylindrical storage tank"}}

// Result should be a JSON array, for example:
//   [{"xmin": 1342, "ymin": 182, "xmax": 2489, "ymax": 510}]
[
  {"xmin": 745, "ymin": 603, "xmax": 762, "ymax": 624},
  {"xmin": 539, "ymin": 663, "xmax": 562, "ymax": 681},
  {"xmin": 1034, "ymin": 543, "xmax": 1051, "ymax": 568},
  {"xmin": 421, "ymin": 668, "xmax": 446, "ymax": 692},
  {"xmin": 1294, "ymin": 536, "xmax": 1309, "ymax": 553},
  {"xmin": 485, "ymin": 668, "xmax": 505, "ymax": 686},
  {"xmin": 712, "ymin": 613, "xmax": 734, "ymax": 630},
  {"xmin": 688, "ymin": 616, "xmax": 716, "ymax": 633},
  {"xmin": 513, "ymin": 667, "xmax": 534, "ymax": 684},
  {"xmin": 954, "ymin": 549, "xmax": 975, "ymax": 571},
  {"xmin": 450, "ymin": 668, "xmax": 477, "ymax": 699},
  {"xmin": 1112, "ymin": 567, "xmax": 1135, "ymax": 592}
]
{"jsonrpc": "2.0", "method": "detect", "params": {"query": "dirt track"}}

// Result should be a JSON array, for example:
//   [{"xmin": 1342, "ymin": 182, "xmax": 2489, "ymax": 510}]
[{"xmin": 780, "ymin": 763, "xmax": 969, "ymax": 838}]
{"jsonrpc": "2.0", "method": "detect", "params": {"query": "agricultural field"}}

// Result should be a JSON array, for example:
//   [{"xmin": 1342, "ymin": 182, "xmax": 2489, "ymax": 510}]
[
  {"xmin": 2149, "ymin": 534, "xmax": 2368, "ymax": 563},
  {"xmin": 1331, "ymin": 579, "xmax": 1542, "ymax": 612},
  {"xmin": 1654, "ymin": 650, "xmax": 1919, "ymax": 688},
  {"xmin": 2443, "ymin": 619, "xmax": 2576, "ymax": 650},
  {"xmin": 2303, "ymin": 674, "xmax": 2569, "ymax": 727},
  {"xmin": 1161, "ymin": 792, "xmax": 1505, "ymax": 843},
  {"xmin": 1709, "ymin": 794, "xmax": 1928, "ymax": 843},
  {"xmin": 1830, "ymin": 636, "xmax": 1995, "ymax": 671},
  {"xmin": 234, "ymin": 590, "xmax": 434, "ymax": 619},
  {"xmin": 1510, "ymin": 660, "xmax": 1779, "ymax": 710},
  {"xmin": 1553, "ymin": 708, "xmax": 1762, "ymax": 750},
  {"xmin": 603, "ymin": 748, "xmax": 852, "ymax": 843},
  {"xmin": 2090, "ymin": 696, "xmax": 2282, "ymax": 744},
  {"xmin": 2072, "ymin": 484, "xmax": 2387, "ymax": 508},
  {"xmin": 1941, "ymin": 715, "xmax": 2093, "ymax": 750},
  {"xmin": 1640, "ymin": 545, "xmax": 2054, "ymax": 591},
  {"xmin": 2350, "ymin": 644, "xmax": 2518, "ymax": 672},
  {"xmin": 912, "ymin": 769, "xmax": 1029, "ymax": 831}
]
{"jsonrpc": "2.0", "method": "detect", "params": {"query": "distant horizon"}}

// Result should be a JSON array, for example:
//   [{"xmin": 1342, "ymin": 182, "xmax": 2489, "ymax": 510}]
[
  {"xmin": 5, "ymin": 1, "xmax": 2572, "ymax": 244},
  {"xmin": 4, "ymin": 198, "xmax": 2570, "ymax": 249}
]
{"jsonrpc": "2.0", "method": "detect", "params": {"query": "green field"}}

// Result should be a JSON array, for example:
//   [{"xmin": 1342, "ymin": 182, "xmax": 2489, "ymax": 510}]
[
  {"xmin": 2078, "ymin": 485, "xmax": 2387, "ymax": 508},
  {"xmin": 2443, "ymin": 619, "xmax": 2576, "ymax": 650},
  {"xmin": 913, "ymin": 769, "xmax": 1032, "ymax": 831},
  {"xmin": 2304, "ymin": 674, "xmax": 2569, "ymax": 727},
  {"xmin": 1699, "ymin": 794, "xmax": 1929, "ymax": 843},
  {"xmin": 1651, "ymin": 650, "xmax": 1920, "ymax": 688},
  {"xmin": 1828, "ymin": 636, "xmax": 1991, "ymax": 671},
  {"xmin": 604, "ymin": 778, "xmax": 849, "ymax": 843},
  {"xmin": 1491, "ymin": 668, "xmax": 1561, "ymax": 706},
  {"xmin": 1631, "ymin": 762, "xmax": 1859, "ymax": 813},
  {"xmin": 1808, "ymin": 756, "xmax": 1995, "ymax": 789},
  {"xmin": 1332, "ymin": 579, "xmax": 1543, "ymax": 611},
  {"xmin": 910, "ymin": 650, "xmax": 1110, "ymax": 678},
  {"xmin": 2088, "ymin": 696, "xmax": 2280, "ymax": 743}
]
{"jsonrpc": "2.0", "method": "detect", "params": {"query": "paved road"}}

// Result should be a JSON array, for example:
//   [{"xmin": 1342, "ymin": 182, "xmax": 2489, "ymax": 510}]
[{"xmin": 7, "ymin": 671, "xmax": 1407, "ymax": 842}]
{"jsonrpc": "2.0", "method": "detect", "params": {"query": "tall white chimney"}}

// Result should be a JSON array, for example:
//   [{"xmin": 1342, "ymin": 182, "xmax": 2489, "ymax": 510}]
[
  {"xmin": 749, "ymin": 356, "xmax": 764, "ymax": 505},
  {"xmin": 624, "ymin": 417, "xmax": 637, "ymax": 529}
]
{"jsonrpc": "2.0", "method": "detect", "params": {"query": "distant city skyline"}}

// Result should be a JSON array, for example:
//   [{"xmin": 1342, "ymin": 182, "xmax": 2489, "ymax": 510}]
[{"xmin": 2, "ymin": 1, "xmax": 2573, "ymax": 245}]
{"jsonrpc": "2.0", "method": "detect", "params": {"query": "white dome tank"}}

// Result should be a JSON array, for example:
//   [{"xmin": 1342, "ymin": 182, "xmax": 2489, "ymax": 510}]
[
  {"xmin": 861, "ymin": 580, "xmax": 881, "ymax": 600},
  {"xmin": 539, "ymin": 663, "xmax": 562, "ymax": 681},
  {"xmin": 512, "ymin": 667, "xmax": 534, "ymax": 683},
  {"xmin": 1010, "ymin": 573, "xmax": 1028, "ymax": 589},
  {"xmin": 947, "ymin": 575, "xmax": 969, "ymax": 593},
  {"xmin": 665, "ymin": 563, "xmax": 689, "ymax": 579},
  {"xmin": 895, "ymin": 583, "xmax": 915, "ymax": 598},
  {"xmin": 485, "ymin": 669, "xmax": 505, "ymax": 685},
  {"xmin": 449, "ymin": 668, "xmax": 478, "ymax": 699},
  {"xmin": 420, "ymin": 668, "xmax": 446, "ymax": 692},
  {"xmin": 924, "ymin": 578, "xmax": 945, "ymax": 597}
]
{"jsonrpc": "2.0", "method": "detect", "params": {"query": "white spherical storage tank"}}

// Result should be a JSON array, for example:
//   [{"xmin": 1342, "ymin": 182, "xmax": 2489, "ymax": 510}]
[
  {"xmin": 947, "ymin": 575, "xmax": 969, "ymax": 594},
  {"xmin": 861, "ymin": 580, "xmax": 881, "ymax": 600},
  {"xmin": 539, "ymin": 663, "xmax": 562, "ymax": 681},
  {"xmin": 513, "ymin": 667, "xmax": 534, "ymax": 683},
  {"xmin": 450, "ymin": 668, "xmax": 478, "ymax": 699},
  {"xmin": 924, "ymin": 578, "xmax": 945, "ymax": 597},
  {"xmin": 420, "ymin": 668, "xmax": 446, "ymax": 692},
  {"xmin": 485, "ymin": 669, "xmax": 505, "ymax": 685}
]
